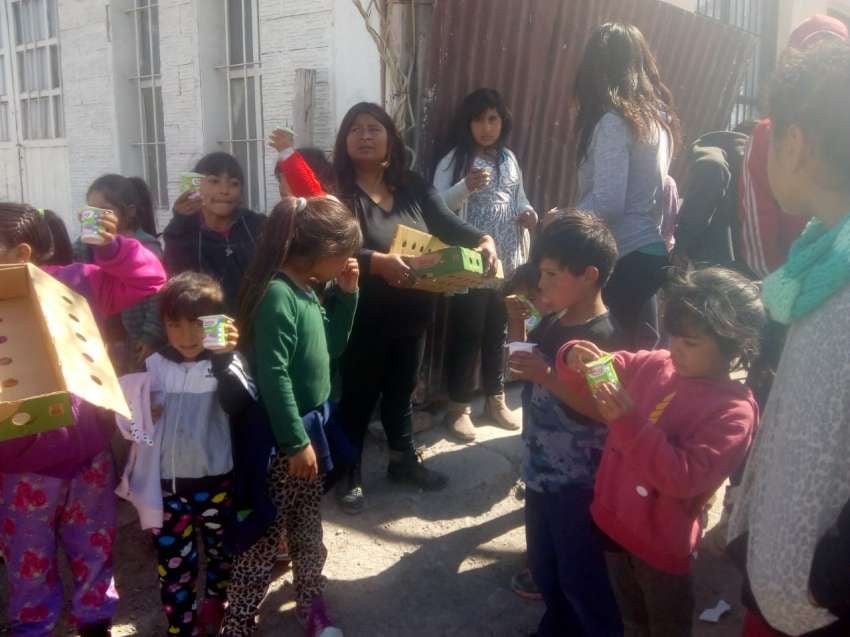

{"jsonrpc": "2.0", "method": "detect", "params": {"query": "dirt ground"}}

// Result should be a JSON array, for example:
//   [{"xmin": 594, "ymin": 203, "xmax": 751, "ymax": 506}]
[{"xmin": 1, "ymin": 388, "xmax": 745, "ymax": 636}]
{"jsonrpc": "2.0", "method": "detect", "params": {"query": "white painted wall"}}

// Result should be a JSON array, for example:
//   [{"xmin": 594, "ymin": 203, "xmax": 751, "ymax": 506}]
[
  {"xmin": 663, "ymin": 0, "xmax": 697, "ymax": 11},
  {"xmin": 158, "ymin": 0, "xmax": 208, "ymax": 209},
  {"xmin": 258, "ymin": 0, "xmax": 333, "ymax": 205},
  {"xmin": 0, "ymin": 148, "xmax": 22, "ymax": 203},
  {"xmin": 0, "ymin": 0, "xmax": 384, "ymax": 221},
  {"xmin": 56, "ymin": 0, "xmax": 120, "ymax": 225},
  {"xmin": 257, "ymin": 0, "xmax": 381, "ymax": 204},
  {"xmin": 332, "ymin": 0, "xmax": 382, "ymax": 128}
]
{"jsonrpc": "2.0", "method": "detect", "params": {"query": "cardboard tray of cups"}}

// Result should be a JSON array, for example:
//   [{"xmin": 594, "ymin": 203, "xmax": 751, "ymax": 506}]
[
  {"xmin": 0, "ymin": 263, "xmax": 130, "ymax": 443},
  {"xmin": 389, "ymin": 224, "xmax": 504, "ymax": 294}
]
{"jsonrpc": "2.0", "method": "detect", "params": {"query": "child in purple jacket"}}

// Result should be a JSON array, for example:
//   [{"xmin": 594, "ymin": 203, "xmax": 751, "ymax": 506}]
[{"xmin": 0, "ymin": 203, "xmax": 166, "ymax": 637}]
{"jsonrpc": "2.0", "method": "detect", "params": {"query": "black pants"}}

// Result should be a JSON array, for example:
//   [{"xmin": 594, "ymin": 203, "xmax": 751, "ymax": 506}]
[
  {"xmin": 338, "ymin": 320, "xmax": 426, "ymax": 456},
  {"xmin": 526, "ymin": 486, "xmax": 623, "ymax": 636},
  {"xmin": 155, "ymin": 474, "xmax": 233, "ymax": 637},
  {"xmin": 445, "ymin": 288, "xmax": 507, "ymax": 403},
  {"xmin": 603, "ymin": 250, "xmax": 670, "ymax": 350},
  {"xmin": 606, "ymin": 551, "xmax": 693, "ymax": 637}
]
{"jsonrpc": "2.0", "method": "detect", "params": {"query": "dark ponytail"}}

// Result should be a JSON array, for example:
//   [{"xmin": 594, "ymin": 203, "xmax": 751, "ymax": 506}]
[
  {"xmin": 128, "ymin": 176, "xmax": 158, "ymax": 237},
  {"xmin": 237, "ymin": 196, "xmax": 362, "ymax": 344},
  {"xmin": 41, "ymin": 209, "xmax": 74, "ymax": 266},
  {"xmin": 0, "ymin": 203, "xmax": 54, "ymax": 264}
]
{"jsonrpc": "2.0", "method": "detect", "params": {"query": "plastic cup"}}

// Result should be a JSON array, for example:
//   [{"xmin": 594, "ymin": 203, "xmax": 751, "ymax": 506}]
[
  {"xmin": 508, "ymin": 341, "xmax": 535, "ymax": 356},
  {"xmin": 79, "ymin": 207, "xmax": 110, "ymax": 245},
  {"xmin": 181, "ymin": 172, "xmax": 205, "ymax": 193},
  {"xmin": 199, "ymin": 315, "xmax": 230, "ymax": 350},
  {"xmin": 585, "ymin": 354, "xmax": 620, "ymax": 391},
  {"xmin": 505, "ymin": 341, "xmax": 535, "ymax": 381}
]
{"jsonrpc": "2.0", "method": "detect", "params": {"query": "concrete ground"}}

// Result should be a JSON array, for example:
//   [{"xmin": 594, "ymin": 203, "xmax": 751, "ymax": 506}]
[{"xmin": 1, "ymin": 388, "xmax": 744, "ymax": 636}]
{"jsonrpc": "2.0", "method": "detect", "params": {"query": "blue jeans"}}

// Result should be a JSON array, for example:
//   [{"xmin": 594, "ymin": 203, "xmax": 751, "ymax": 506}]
[{"xmin": 526, "ymin": 485, "xmax": 623, "ymax": 636}]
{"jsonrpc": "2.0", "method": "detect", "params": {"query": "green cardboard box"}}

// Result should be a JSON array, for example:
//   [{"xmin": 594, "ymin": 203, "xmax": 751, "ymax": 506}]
[
  {"xmin": 388, "ymin": 224, "xmax": 503, "ymax": 293},
  {"xmin": 387, "ymin": 224, "xmax": 503, "ymax": 294},
  {"xmin": 0, "ymin": 263, "xmax": 130, "ymax": 442},
  {"xmin": 407, "ymin": 246, "xmax": 488, "ymax": 293}
]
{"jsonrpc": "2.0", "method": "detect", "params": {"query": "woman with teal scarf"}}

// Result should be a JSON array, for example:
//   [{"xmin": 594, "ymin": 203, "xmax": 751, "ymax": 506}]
[{"xmin": 729, "ymin": 43, "xmax": 850, "ymax": 636}]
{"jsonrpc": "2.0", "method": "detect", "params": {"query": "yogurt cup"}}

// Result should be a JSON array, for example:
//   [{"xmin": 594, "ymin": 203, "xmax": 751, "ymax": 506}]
[
  {"xmin": 181, "ymin": 172, "xmax": 205, "ymax": 193},
  {"xmin": 79, "ymin": 207, "xmax": 110, "ymax": 245},
  {"xmin": 585, "ymin": 354, "xmax": 620, "ymax": 391},
  {"xmin": 507, "ymin": 341, "xmax": 536, "ymax": 356},
  {"xmin": 505, "ymin": 341, "xmax": 536, "ymax": 381},
  {"xmin": 199, "ymin": 315, "xmax": 230, "ymax": 350}
]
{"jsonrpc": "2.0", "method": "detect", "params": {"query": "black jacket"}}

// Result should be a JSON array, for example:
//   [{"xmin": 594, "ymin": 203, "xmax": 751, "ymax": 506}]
[
  {"xmin": 674, "ymin": 131, "xmax": 748, "ymax": 269},
  {"xmin": 163, "ymin": 208, "xmax": 265, "ymax": 313}
]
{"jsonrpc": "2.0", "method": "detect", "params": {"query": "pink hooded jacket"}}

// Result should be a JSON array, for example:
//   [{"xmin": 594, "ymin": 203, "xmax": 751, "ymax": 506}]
[{"xmin": 0, "ymin": 236, "xmax": 166, "ymax": 479}]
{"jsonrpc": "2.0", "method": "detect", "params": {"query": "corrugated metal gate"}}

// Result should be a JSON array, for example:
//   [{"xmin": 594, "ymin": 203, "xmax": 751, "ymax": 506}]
[{"xmin": 414, "ymin": 0, "xmax": 756, "ymax": 405}]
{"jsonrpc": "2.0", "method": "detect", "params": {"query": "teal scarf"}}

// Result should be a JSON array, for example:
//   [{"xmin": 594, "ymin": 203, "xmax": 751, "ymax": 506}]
[{"xmin": 762, "ymin": 213, "xmax": 850, "ymax": 324}]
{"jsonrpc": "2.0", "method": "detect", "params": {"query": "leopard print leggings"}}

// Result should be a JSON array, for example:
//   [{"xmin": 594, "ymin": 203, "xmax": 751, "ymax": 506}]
[{"xmin": 220, "ymin": 453, "xmax": 326, "ymax": 635}]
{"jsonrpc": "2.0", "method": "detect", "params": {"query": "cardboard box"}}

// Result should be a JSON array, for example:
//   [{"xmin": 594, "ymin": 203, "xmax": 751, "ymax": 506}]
[
  {"xmin": 389, "ymin": 225, "xmax": 504, "ymax": 294},
  {"xmin": 0, "ymin": 263, "xmax": 130, "ymax": 443},
  {"xmin": 388, "ymin": 224, "xmax": 449, "ymax": 256}
]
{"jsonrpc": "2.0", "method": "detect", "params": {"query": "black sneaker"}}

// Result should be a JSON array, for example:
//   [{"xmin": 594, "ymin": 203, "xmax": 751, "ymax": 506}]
[
  {"xmin": 335, "ymin": 464, "xmax": 364, "ymax": 515},
  {"xmin": 78, "ymin": 623, "xmax": 111, "ymax": 637},
  {"xmin": 387, "ymin": 450, "xmax": 448, "ymax": 491},
  {"xmin": 511, "ymin": 567, "xmax": 543, "ymax": 600}
]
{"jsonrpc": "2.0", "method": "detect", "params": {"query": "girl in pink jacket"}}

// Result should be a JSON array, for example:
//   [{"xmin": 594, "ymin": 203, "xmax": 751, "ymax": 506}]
[
  {"xmin": 0, "ymin": 203, "xmax": 166, "ymax": 637},
  {"xmin": 557, "ymin": 267, "xmax": 764, "ymax": 636}
]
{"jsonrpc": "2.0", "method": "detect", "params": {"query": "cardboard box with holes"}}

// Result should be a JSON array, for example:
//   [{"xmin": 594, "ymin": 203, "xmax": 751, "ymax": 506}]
[
  {"xmin": 389, "ymin": 225, "xmax": 504, "ymax": 294},
  {"xmin": 0, "ymin": 263, "xmax": 130, "ymax": 443}
]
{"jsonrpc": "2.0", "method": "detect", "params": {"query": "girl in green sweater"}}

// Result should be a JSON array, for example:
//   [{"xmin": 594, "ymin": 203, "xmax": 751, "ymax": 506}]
[{"xmin": 221, "ymin": 196, "xmax": 362, "ymax": 637}]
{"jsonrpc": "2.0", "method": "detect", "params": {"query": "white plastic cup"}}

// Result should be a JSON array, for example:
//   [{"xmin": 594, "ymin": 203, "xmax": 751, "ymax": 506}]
[
  {"xmin": 505, "ymin": 341, "xmax": 535, "ymax": 380},
  {"xmin": 199, "ymin": 315, "xmax": 230, "ymax": 350},
  {"xmin": 507, "ymin": 341, "xmax": 535, "ymax": 355},
  {"xmin": 79, "ymin": 207, "xmax": 108, "ymax": 245}
]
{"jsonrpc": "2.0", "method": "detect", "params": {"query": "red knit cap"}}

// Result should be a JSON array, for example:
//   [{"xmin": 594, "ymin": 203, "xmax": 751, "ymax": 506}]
[
  {"xmin": 789, "ymin": 14, "xmax": 848, "ymax": 50},
  {"xmin": 278, "ymin": 151, "xmax": 326, "ymax": 198}
]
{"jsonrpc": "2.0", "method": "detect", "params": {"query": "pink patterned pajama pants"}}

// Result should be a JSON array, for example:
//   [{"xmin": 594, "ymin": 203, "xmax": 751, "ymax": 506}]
[{"xmin": 0, "ymin": 451, "xmax": 119, "ymax": 636}]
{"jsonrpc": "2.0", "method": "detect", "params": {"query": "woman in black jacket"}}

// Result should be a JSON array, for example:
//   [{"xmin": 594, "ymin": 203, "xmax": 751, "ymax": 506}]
[
  {"xmin": 164, "ymin": 152, "xmax": 264, "ymax": 313},
  {"xmin": 333, "ymin": 102, "xmax": 497, "ymax": 514}
]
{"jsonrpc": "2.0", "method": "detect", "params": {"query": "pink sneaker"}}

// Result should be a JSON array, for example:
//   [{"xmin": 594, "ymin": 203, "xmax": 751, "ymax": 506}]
[
  {"xmin": 304, "ymin": 598, "xmax": 343, "ymax": 637},
  {"xmin": 197, "ymin": 597, "xmax": 226, "ymax": 636}
]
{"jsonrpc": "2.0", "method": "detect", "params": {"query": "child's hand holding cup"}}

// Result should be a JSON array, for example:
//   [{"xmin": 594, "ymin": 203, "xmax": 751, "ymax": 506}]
[
  {"xmin": 79, "ymin": 207, "xmax": 118, "ymax": 246},
  {"xmin": 466, "ymin": 167, "xmax": 491, "ymax": 192},
  {"xmin": 269, "ymin": 127, "xmax": 295, "ymax": 152},
  {"xmin": 565, "ymin": 340, "xmax": 606, "ymax": 373},
  {"xmin": 175, "ymin": 172, "xmax": 206, "ymax": 211},
  {"xmin": 199, "ymin": 315, "xmax": 238, "ymax": 353},
  {"xmin": 506, "ymin": 341, "xmax": 536, "ymax": 382}
]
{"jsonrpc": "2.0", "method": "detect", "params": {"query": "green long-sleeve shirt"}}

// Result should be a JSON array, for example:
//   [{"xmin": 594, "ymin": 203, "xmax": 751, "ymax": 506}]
[{"xmin": 253, "ymin": 275, "xmax": 358, "ymax": 455}]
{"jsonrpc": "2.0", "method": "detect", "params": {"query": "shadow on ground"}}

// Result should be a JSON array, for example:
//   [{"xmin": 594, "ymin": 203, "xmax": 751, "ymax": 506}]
[{"xmin": 1, "ymin": 389, "xmax": 744, "ymax": 636}]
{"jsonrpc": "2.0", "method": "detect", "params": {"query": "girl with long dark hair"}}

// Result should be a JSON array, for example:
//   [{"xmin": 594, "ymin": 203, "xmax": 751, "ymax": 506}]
[
  {"xmin": 573, "ymin": 22, "xmax": 681, "ymax": 349},
  {"xmin": 332, "ymin": 102, "xmax": 498, "ymax": 514},
  {"xmin": 221, "ymin": 196, "xmax": 362, "ymax": 636},
  {"xmin": 77, "ymin": 174, "xmax": 166, "ymax": 372},
  {"xmin": 433, "ymin": 88, "xmax": 536, "ymax": 442}
]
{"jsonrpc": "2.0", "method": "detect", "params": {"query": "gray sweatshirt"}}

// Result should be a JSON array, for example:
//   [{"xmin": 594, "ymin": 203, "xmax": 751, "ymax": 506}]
[
  {"xmin": 576, "ymin": 112, "xmax": 671, "ymax": 258},
  {"xmin": 729, "ymin": 282, "xmax": 850, "ymax": 635}
]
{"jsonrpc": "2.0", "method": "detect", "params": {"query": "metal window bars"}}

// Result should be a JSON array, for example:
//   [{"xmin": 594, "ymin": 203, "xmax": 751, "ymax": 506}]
[
  {"xmin": 9, "ymin": 0, "xmax": 62, "ymax": 140},
  {"xmin": 697, "ymin": 0, "xmax": 777, "ymax": 128},
  {"xmin": 0, "ymin": 6, "xmax": 9, "ymax": 141},
  {"xmin": 128, "ymin": 1, "xmax": 168, "ymax": 209},
  {"xmin": 218, "ymin": 0, "xmax": 265, "ymax": 212}
]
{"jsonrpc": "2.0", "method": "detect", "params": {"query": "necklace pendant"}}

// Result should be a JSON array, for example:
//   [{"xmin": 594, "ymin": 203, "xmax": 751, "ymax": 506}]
[{"xmin": 225, "ymin": 246, "xmax": 234, "ymax": 257}]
